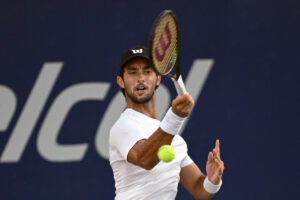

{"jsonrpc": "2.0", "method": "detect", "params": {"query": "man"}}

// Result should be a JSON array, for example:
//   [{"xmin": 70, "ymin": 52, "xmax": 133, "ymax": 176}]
[{"xmin": 109, "ymin": 46, "xmax": 224, "ymax": 200}]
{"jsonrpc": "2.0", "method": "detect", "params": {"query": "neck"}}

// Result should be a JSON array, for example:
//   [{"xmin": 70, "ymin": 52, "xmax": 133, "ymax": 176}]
[{"xmin": 126, "ymin": 94, "xmax": 157, "ymax": 119}]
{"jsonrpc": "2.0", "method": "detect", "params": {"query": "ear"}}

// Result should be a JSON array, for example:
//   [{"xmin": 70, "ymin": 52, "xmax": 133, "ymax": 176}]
[
  {"xmin": 116, "ymin": 76, "xmax": 125, "ymax": 89},
  {"xmin": 156, "ymin": 75, "xmax": 161, "ymax": 86}
]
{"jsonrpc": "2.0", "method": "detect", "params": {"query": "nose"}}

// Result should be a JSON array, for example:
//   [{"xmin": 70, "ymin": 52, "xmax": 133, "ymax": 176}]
[{"xmin": 137, "ymin": 70, "xmax": 145, "ymax": 82}]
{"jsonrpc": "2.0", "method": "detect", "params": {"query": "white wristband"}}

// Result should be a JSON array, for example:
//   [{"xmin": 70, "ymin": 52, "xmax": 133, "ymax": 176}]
[
  {"xmin": 203, "ymin": 176, "xmax": 222, "ymax": 194},
  {"xmin": 159, "ymin": 107, "xmax": 186, "ymax": 136}
]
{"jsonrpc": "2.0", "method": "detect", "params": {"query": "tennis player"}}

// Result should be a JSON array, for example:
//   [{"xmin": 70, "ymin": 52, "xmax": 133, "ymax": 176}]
[{"xmin": 109, "ymin": 46, "xmax": 224, "ymax": 200}]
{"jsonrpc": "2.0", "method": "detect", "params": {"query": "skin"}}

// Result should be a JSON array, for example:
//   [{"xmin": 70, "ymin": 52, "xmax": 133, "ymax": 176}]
[{"xmin": 117, "ymin": 57, "xmax": 224, "ymax": 200}]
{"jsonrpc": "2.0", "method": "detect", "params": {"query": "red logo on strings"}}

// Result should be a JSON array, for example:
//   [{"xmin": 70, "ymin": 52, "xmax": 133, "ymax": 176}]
[{"xmin": 154, "ymin": 22, "xmax": 172, "ymax": 62}]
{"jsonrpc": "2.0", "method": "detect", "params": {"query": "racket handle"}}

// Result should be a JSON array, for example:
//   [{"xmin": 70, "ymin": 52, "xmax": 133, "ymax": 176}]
[{"xmin": 171, "ymin": 75, "xmax": 187, "ymax": 96}]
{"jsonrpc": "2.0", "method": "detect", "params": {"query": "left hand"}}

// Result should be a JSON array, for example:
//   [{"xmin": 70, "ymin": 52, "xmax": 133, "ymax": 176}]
[{"xmin": 206, "ymin": 140, "xmax": 225, "ymax": 184}]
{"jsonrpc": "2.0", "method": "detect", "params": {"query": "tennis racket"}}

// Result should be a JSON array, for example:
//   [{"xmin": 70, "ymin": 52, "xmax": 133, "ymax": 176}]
[{"xmin": 149, "ymin": 10, "xmax": 187, "ymax": 96}]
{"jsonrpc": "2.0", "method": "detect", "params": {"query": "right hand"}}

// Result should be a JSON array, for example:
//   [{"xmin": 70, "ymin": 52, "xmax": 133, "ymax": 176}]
[{"xmin": 171, "ymin": 93, "xmax": 194, "ymax": 118}]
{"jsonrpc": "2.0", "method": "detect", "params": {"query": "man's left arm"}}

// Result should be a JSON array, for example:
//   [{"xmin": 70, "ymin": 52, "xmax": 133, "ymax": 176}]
[{"xmin": 180, "ymin": 140, "xmax": 224, "ymax": 200}]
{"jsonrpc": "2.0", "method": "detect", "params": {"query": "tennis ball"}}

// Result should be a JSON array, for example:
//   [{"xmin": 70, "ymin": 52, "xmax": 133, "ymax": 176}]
[{"xmin": 157, "ymin": 145, "xmax": 175, "ymax": 162}]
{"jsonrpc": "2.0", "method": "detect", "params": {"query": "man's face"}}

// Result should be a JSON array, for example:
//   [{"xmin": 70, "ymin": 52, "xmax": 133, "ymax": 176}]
[{"xmin": 118, "ymin": 58, "xmax": 161, "ymax": 104}]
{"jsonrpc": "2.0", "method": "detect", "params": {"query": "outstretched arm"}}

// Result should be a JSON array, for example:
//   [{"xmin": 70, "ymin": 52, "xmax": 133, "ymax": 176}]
[{"xmin": 180, "ymin": 140, "xmax": 224, "ymax": 200}]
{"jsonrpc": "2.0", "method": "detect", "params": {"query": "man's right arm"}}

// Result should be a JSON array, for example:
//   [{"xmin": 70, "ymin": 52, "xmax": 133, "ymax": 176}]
[
  {"xmin": 127, "ymin": 93, "xmax": 194, "ymax": 170},
  {"xmin": 127, "ymin": 128, "xmax": 174, "ymax": 170}
]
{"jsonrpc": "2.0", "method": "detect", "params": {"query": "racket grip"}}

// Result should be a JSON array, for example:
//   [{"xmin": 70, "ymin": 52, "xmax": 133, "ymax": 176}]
[{"xmin": 171, "ymin": 75, "xmax": 187, "ymax": 96}]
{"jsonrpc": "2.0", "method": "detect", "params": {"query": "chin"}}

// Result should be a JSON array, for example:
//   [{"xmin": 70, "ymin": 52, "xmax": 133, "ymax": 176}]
[{"xmin": 130, "ymin": 93, "xmax": 154, "ymax": 104}]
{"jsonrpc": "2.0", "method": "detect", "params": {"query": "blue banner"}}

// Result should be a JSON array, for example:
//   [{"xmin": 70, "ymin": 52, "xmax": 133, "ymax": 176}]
[{"xmin": 0, "ymin": 0, "xmax": 299, "ymax": 199}]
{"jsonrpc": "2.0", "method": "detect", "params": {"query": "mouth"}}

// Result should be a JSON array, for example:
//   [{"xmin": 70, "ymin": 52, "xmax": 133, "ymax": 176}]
[{"xmin": 135, "ymin": 84, "xmax": 148, "ymax": 95}]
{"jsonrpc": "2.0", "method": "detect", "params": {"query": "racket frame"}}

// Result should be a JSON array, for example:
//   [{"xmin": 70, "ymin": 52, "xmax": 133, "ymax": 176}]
[{"xmin": 148, "ymin": 10, "xmax": 186, "ymax": 95}]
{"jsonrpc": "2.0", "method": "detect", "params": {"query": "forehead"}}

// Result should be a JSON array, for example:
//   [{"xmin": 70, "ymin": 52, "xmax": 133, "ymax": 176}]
[{"xmin": 123, "ymin": 57, "xmax": 152, "ymax": 70}]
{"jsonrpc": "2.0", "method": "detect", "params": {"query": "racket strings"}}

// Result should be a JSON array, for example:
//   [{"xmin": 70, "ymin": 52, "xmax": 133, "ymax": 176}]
[
  {"xmin": 153, "ymin": 15, "xmax": 178, "ymax": 75},
  {"xmin": 162, "ymin": 45, "xmax": 176, "ymax": 73},
  {"xmin": 162, "ymin": 40, "xmax": 178, "ymax": 73},
  {"xmin": 166, "ymin": 42, "xmax": 177, "ymax": 70}
]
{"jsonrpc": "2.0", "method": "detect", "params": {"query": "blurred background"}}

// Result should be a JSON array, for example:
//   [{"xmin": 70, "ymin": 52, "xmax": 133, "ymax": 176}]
[{"xmin": 0, "ymin": 0, "xmax": 299, "ymax": 199}]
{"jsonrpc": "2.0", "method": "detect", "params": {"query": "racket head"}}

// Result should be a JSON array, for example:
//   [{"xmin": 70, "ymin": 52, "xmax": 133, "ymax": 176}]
[{"xmin": 149, "ymin": 10, "xmax": 180, "ymax": 77}]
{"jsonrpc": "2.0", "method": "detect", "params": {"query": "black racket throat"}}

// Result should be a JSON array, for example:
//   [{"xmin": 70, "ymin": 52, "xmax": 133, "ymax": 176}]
[{"xmin": 166, "ymin": 64, "xmax": 181, "ymax": 81}]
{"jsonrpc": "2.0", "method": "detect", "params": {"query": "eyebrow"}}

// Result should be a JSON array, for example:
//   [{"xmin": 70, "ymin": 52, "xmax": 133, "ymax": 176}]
[{"xmin": 143, "ymin": 65, "xmax": 151, "ymax": 69}]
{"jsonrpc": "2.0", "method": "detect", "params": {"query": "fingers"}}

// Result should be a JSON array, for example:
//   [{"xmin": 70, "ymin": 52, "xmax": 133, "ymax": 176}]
[
  {"xmin": 213, "ymin": 140, "xmax": 224, "ymax": 173},
  {"xmin": 172, "ymin": 93, "xmax": 194, "ymax": 117},
  {"xmin": 172, "ymin": 93, "xmax": 193, "ymax": 107},
  {"xmin": 213, "ymin": 139, "xmax": 221, "ymax": 160},
  {"xmin": 207, "ymin": 151, "xmax": 214, "ymax": 163},
  {"xmin": 216, "ymin": 139, "xmax": 220, "ymax": 155},
  {"xmin": 206, "ymin": 140, "xmax": 225, "ymax": 183},
  {"xmin": 209, "ymin": 150, "xmax": 224, "ymax": 173},
  {"xmin": 172, "ymin": 93, "xmax": 188, "ymax": 104}
]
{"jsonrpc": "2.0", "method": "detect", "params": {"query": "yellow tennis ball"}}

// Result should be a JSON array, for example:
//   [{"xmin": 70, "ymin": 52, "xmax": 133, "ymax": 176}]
[{"xmin": 157, "ymin": 145, "xmax": 175, "ymax": 162}]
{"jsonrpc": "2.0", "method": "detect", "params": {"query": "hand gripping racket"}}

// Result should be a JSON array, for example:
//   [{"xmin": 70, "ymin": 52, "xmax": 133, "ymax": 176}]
[{"xmin": 149, "ymin": 10, "xmax": 187, "ymax": 96}]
